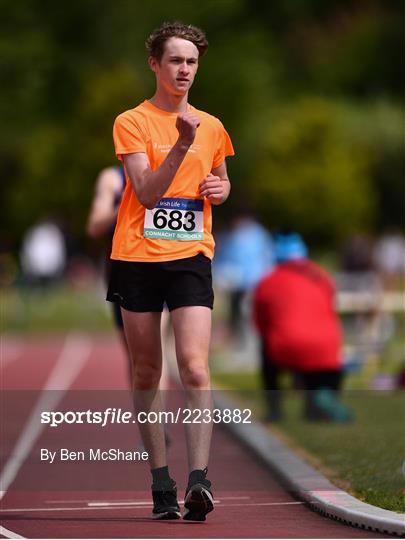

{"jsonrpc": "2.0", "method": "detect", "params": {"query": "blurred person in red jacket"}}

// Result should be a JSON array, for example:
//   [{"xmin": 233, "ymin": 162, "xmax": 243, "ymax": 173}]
[{"xmin": 252, "ymin": 232, "xmax": 352, "ymax": 423}]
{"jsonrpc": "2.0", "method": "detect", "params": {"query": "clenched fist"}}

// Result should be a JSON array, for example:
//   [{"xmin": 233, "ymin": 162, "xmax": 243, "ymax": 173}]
[
  {"xmin": 176, "ymin": 112, "xmax": 200, "ymax": 146},
  {"xmin": 199, "ymin": 173, "xmax": 225, "ymax": 203}
]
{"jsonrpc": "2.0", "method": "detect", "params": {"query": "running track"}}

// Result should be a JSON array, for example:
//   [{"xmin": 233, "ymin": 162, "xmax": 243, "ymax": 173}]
[{"xmin": 1, "ymin": 334, "xmax": 389, "ymax": 538}]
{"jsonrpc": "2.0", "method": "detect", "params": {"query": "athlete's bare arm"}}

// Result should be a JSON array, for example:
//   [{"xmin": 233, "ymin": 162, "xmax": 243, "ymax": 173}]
[
  {"xmin": 123, "ymin": 112, "xmax": 200, "ymax": 209},
  {"xmin": 198, "ymin": 162, "xmax": 231, "ymax": 205},
  {"xmin": 86, "ymin": 167, "xmax": 122, "ymax": 238}
]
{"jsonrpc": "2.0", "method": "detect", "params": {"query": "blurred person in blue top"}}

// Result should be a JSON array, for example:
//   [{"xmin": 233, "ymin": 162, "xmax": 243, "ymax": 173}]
[{"xmin": 214, "ymin": 209, "xmax": 274, "ymax": 341}]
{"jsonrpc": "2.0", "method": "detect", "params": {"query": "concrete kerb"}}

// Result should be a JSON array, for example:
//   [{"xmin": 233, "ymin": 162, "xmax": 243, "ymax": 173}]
[{"xmin": 213, "ymin": 391, "xmax": 405, "ymax": 537}]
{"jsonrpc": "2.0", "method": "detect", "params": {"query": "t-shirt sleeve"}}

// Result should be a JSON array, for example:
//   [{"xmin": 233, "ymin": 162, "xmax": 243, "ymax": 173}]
[
  {"xmin": 113, "ymin": 112, "xmax": 148, "ymax": 161},
  {"xmin": 212, "ymin": 120, "xmax": 235, "ymax": 169}
]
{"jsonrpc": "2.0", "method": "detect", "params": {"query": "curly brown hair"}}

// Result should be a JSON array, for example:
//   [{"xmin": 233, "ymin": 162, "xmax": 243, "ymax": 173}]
[{"xmin": 146, "ymin": 21, "xmax": 208, "ymax": 62}]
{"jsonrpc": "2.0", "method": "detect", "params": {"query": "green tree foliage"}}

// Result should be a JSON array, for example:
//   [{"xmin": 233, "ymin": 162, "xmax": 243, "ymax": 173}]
[
  {"xmin": 1, "ymin": 0, "xmax": 404, "ymax": 250},
  {"xmin": 245, "ymin": 0, "xmax": 405, "ymax": 98},
  {"xmin": 252, "ymin": 98, "xmax": 375, "ymax": 244},
  {"xmin": 341, "ymin": 100, "xmax": 405, "ymax": 231}
]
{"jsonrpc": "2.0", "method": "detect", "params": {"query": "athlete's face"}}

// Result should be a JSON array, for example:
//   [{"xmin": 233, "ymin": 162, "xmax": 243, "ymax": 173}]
[{"xmin": 149, "ymin": 37, "xmax": 199, "ymax": 96}]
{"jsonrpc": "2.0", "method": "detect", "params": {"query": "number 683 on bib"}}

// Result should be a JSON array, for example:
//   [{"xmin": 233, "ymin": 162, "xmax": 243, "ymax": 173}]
[{"xmin": 143, "ymin": 197, "xmax": 204, "ymax": 241}]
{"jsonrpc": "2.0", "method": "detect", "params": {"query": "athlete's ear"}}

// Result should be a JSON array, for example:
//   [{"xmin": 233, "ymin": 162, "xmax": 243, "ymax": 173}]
[{"xmin": 148, "ymin": 56, "xmax": 158, "ymax": 73}]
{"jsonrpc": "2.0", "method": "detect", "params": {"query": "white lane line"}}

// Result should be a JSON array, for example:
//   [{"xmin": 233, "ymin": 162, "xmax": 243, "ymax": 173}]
[
  {"xmin": 217, "ymin": 496, "xmax": 250, "ymax": 500},
  {"xmin": 87, "ymin": 497, "xmax": 250, "ymax": 507},
  {"xmin": 0, "ymin": 334, "xmax": 92, "ymax": 501},
  {"xmin": 88, "ymin": 501, "xmax": 155, "ymax": 507},
  {"xmin": 222, "ymin": 501, "xmax": 304, "ymax": 506},
  {"xmin": 89, "ymin": 498, "xmax": 221, "ymax": 506},
  {"xmin": 0, "ymin": 525, "xmax": 25, "ymax": 538},
  {"xmin": 0, "ymin": 501, "xmax": 303, "ymax": 513},
  {"xmin": 46, "ymin": 495, "xmax": 251, "ymax": 505},
  {"xmin": 0, "ymin": 506, "xmax": 153, "ymax": 512},
  {"xmin": 46, "ymin": 499, "xmax": 149, "ymax": 504}
]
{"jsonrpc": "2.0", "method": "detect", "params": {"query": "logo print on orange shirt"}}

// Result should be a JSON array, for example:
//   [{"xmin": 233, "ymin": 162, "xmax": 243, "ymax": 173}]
[{"xmin": 153, "ymin": 142, "xmax": 202, "ymax": 154}]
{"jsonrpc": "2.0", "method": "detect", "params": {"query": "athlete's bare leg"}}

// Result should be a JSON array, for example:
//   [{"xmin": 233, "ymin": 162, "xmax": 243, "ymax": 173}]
[
  {"xmin": 171, "ymin": 305, "xmax": 213, "ymax": 471},
  {"xmin": 160, "ymin": 309, "xmax": 171, "ymax": 390},
  {"xmin": 121, "ymin": 309, "xmax": 167, "ymax": 469}
]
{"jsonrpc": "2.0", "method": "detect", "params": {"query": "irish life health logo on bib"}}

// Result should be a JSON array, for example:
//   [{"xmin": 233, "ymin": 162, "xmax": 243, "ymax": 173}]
[{"xmin": 144, "ymin": 198, "xmax": 204, "ymax": 241}]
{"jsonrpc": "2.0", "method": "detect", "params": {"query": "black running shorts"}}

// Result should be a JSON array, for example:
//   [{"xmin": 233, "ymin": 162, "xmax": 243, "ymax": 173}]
[{"xmin": 106, "ymin": 253, "xmax": 214, "ymax": 312}]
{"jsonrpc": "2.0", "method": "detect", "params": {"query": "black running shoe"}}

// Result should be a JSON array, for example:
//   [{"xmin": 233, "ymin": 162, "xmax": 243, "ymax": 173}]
[
  {"xmin": 151, "ymin": 479, "xmax": 181, "ymax": 520},
  {"xmin": 183, "ymin": 468, "xmax": 214, "ymax": 521}
]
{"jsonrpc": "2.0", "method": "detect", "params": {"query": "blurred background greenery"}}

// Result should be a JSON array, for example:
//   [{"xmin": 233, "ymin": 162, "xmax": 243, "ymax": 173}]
[
  {"xmin": 1, "ymin": 0, "xmax": 404, "ymax": 252},
  {"xmin": 1, "ymin": 0, "xmax": 404, "ymax": 513}
]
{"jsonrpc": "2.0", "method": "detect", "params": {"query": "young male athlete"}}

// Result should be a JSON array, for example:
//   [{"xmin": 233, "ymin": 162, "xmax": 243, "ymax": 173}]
[
  {"xmin": 107, "ymin": 22, "xmax": 234, "ymax": 521},
  {"xmin": 87, "ymin": 166, "xmax": 172, "ymax": 435}
]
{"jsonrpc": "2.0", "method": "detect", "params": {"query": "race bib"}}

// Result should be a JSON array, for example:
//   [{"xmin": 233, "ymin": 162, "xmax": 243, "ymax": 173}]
[{"xmin": 144, "ymin": 198, "xmax": 204, "ymax": 241}]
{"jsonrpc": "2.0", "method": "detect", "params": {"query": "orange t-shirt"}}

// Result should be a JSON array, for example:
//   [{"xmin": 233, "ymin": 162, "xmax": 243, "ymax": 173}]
[{"xmin": 111, "ymin": 100, "xmax": 234, "ymax": 262}]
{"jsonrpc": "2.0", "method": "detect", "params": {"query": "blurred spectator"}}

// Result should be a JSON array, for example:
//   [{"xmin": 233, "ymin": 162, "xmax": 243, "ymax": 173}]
[
  {"xmin": 338, "ymin": 233, "xmax": 381, "ymax": 296},
  {"xmin": 214, "ymin": 211, "xmax": 274, "ymax": 342},
  {"xmin": 340, "ymin": 233, "xmax": 375, "ymax": 273},
  {"xmin": 373, "ymin": 229, "xmax": 405, "ymax": 290},
  {"xmin": 86, "ymin": 166, "xmax": 125, "ymax": 241},
  {"xmin": 252, "ymin": 232, "xmax": 352, "ymax": 423},
  {"xmin": 20, "ymin": 219, "xmax": 66, "ymax": 288},
  {"xmin": 86, "ymin": 165, "xmax": 127, "ymax": 354},
  {"xmin": 337, "ymin": 234, "xmax": 386, "ymax": 366}
]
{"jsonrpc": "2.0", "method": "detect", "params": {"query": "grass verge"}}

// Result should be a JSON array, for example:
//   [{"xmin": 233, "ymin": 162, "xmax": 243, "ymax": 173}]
[
  {"xmin": 1, "ymin": 284, "xmax": 114, "ymax": 333},
  {"xmin": 212, "ymin": 370, "xmax": 405, "ymax": 513}
]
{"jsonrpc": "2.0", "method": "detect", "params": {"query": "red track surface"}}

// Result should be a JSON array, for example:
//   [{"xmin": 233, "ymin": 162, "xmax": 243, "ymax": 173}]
[{"xmin": 1, "ymin": 335, "xmax": 389, "ymax": 538}]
